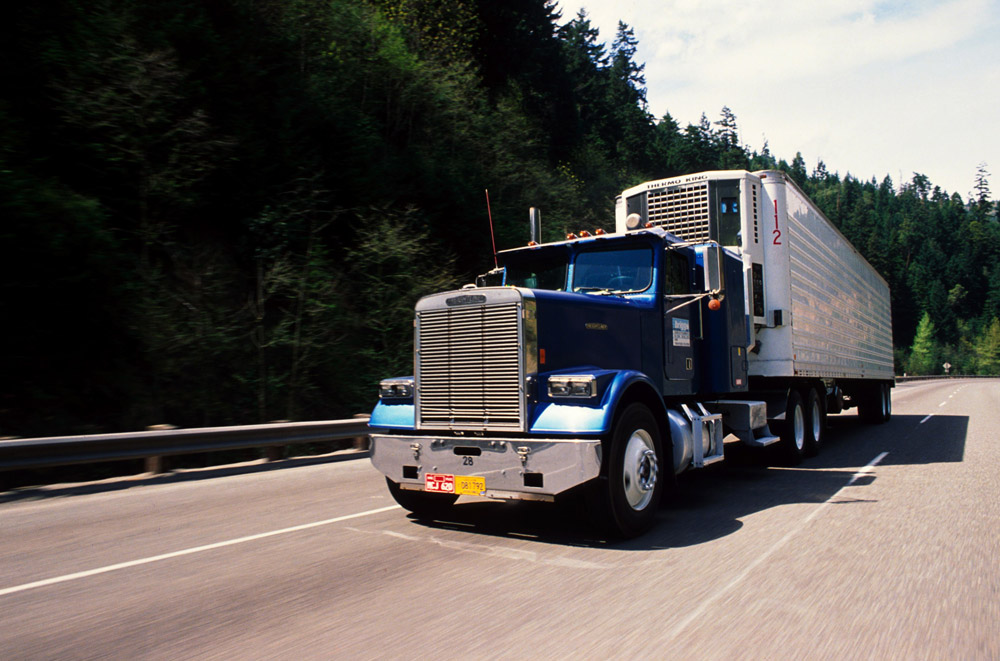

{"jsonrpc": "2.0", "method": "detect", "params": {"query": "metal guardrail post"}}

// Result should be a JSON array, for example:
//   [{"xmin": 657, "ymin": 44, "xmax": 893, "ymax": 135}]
[
  {"xmin": 145, "ymin": 425, "xmax": 176, "ymax": 473},
  {"xmin": 353, "ymin": 414, "xmax": 370, "ymax": 451}
]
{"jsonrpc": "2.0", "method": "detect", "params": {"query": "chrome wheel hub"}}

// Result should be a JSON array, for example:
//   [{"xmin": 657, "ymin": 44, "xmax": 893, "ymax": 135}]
[{"xmin": 622, "ymin": 430, "xmax": 658, "ymax": 511}]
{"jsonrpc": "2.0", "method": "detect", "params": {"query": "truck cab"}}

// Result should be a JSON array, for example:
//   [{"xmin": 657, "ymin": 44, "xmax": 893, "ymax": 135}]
[{"xmin": 370, "ymin": 226, "xmax": 748, "ymax": 537}]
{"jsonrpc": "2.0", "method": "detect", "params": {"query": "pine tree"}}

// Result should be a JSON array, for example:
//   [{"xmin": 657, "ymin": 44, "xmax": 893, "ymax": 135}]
[
  {"xmin": 973, "ymin": 162, "xmax": 991, "ymax": 205},
  {"xmin": 975, "ymin": 318, "xmax": 1000, "ymax": 375},
  {"xmin": 907, "ymin": 312, "xmax": 938, "ymax": 374}
]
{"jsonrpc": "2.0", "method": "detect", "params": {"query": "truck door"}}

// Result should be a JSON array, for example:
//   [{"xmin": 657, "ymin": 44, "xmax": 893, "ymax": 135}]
[{"xmin": 663, "ymin": 250, "xmax": 695, "ymax": 383}]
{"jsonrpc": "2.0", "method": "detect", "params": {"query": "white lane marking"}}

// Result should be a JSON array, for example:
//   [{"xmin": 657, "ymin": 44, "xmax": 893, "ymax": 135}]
[
  {"xmin": 0, "ymin": 505, "xmax": 401, "ymax": 598},
  {"xmin": 920, "ymin": 415, "xmax": 934, "ymax": 424},
  {"xmin": 847, "ymin": 452, "xmax": 888, "ymax": 485},
  {"xmin": 661, "ymin": 452, "xmax": 889, "ymax": 644}
]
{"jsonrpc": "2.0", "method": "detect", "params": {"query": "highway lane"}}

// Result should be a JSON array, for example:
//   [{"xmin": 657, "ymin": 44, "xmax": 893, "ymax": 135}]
[{"xmin": 1, "ymin": 379, "xmax": 997, "ymax": 659}]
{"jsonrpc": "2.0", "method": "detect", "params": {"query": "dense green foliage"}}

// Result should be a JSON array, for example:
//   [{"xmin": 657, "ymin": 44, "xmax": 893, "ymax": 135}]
[{"xmin": 2, "ymin": 0, "xmax": 997, "ymax": 436}]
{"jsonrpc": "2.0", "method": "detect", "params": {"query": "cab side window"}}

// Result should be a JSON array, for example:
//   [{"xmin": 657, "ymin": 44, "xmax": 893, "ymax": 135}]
[{"xmin": 664, "ymin": 252, "xmax": 690, "ymax": 295}]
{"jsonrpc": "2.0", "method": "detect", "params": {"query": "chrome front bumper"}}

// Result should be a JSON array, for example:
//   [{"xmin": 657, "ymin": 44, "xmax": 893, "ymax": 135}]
[{"xmin": 370, "ymin": 434, "xmax": 603, "ymax": 501}]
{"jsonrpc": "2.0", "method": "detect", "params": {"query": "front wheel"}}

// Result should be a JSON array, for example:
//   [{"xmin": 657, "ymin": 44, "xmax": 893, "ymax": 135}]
[
  {"xmin": 386, "ymin": 477, "xmax": 458, "ymax": 519},
  {"xmin": 588, "ymin": 403, "xmax": 666, "ymax": 538}
]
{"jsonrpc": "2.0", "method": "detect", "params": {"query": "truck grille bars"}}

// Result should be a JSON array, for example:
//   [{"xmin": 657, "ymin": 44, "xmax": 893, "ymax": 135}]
[
  {"xmin": 416, "ymin": 299, "xmax": 524, "ymax": 431},
  {"xmin": 646, "ymin": 180, "xmax": 710, "ymax": 241}
]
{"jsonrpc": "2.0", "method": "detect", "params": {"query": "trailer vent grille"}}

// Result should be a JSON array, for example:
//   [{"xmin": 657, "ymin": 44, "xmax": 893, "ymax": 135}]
[
  {"xmin": 752, "ymin": 183, "xmax": 759, "ymax": 243},
  {"xmin": 646, "ymin": 181, "xmax": 710, "ymax": 241},
  {"xmin": 416, "ymin": 302, "xmax": 523, "ymax": 431}
]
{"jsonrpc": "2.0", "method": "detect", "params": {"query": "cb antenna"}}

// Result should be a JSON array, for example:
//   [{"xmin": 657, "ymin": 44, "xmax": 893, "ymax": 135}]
[{"xmin": 485, "ymin": 189, "xmax": 498, "ymax": 269}]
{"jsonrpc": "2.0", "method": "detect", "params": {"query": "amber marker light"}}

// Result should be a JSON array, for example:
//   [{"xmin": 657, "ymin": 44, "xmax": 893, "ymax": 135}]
[
  {"xmin": 566, "ymin": 233, "xmax": 577, "ymax": 240},
  {"xmin": 580, "ymin": 230, "xmax": 591, "ymax": 237},
  {"xmin": 594, "ymin": 228, "xmax": 606, "ymax": 235},
  {"xmin": 539, "ymin": 348, "xmax": 546, "ymax": 365},
  {"xmin": 708, "ymin": 298, "xmax": 722, "ymax": 311}
]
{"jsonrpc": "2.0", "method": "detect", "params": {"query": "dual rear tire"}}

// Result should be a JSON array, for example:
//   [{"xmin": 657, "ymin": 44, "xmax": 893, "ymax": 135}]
[
  {"xmin": 778, "ymin": 386, "xmax": 825, "ymax": 464},
  {"xmin": 859, "ymin": 382, "xmax": 892, "ymax": 424}
]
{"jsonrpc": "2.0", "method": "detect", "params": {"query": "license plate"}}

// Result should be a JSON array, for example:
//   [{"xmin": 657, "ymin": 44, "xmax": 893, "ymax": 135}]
[{"xmin": 425, "ymin": 473, "xmax": 485, "ymax": 496}]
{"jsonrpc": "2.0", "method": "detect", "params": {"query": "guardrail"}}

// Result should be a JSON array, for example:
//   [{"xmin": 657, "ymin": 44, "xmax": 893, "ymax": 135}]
[
  {"xmin": 0, "ymin": 418, "xmax": 370, "ymax": 474},
  {"xmin": 895, "ymin": 375, "xmax": 998, "ymax": 382}
]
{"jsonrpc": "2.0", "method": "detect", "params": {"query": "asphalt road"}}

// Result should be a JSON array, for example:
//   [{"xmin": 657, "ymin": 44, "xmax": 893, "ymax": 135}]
[{"xmin": 1, "ymin": 379, "xmax": 997, "ymax": 659}]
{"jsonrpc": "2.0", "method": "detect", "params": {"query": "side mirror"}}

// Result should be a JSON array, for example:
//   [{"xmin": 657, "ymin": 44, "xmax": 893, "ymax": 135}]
[
  {"xmin": 702, "ymin": 244, "xmax": 724, "ymax": 295},
  {"xmin": 476, "ymin": 267, "xmax": 505, "ymax": 288}
]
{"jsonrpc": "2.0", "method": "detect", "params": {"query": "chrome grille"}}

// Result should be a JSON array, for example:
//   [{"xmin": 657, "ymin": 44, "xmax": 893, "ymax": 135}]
[
  {"xmin": 416, "ymin": 301, "xmax": 523, "ymax": 430},
  {"xmin": 647, "ymin": 181, "xmax": 710, "ymax": 241}
]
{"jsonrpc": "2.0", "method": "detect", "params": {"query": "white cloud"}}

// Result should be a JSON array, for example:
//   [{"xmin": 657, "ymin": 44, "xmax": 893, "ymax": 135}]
[{"xmin": 561, "ymin": 0, "xmax": 1000, "ymax": 197}]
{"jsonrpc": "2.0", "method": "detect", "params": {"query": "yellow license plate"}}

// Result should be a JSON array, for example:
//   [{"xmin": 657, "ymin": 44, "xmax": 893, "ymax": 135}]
[{"xmin": 454, "ymin": 475, "xmax": 486, "ymax": 496}]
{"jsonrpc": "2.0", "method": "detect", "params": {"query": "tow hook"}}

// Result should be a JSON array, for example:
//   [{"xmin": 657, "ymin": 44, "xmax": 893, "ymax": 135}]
[
  {"xmin": 516, "ymin": 446, "xmax": 531, "ymax": 465},
  {"xmin": 410, "ymin": 443, "xmax": 422, "ymax": 460}
]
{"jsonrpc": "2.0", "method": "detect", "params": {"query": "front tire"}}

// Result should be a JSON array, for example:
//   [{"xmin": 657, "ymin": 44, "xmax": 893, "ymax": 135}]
[
  {"xmin": 588, "ymin": 403, "xmax": 665, "ymax": 538},
  {"xmin": 386, "ymin": 477, "xmax": 458, "ymax": 519}
]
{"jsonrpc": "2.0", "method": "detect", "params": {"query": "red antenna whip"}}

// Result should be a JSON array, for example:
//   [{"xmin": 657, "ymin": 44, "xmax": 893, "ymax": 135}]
[{"xmin": 485, "ymin": 189, "xmax": 498, "ymax": 268}]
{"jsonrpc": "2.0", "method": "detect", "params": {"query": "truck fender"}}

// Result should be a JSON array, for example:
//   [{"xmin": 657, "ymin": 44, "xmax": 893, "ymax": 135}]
[{"xmin": 529, "ymin": 370, "xmax": 666, "ymax": 438}]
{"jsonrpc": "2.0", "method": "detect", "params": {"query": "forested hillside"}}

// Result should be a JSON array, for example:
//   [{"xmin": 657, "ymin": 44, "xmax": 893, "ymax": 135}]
[{"xmin": 2, "ymin": 0, "xmax": 997, "ymax": 437}]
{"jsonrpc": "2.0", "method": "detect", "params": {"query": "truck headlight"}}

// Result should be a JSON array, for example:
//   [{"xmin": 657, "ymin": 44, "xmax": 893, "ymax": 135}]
[
  {"xmin": 547, "ymin": 375, "xmax": 597, "ymax": 398},
  {"xmin": 379, "ymin": 378, "xmax": 414, "ymax": 400}
]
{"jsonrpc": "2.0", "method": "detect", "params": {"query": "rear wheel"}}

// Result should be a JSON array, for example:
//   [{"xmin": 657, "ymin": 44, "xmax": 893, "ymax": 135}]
[
  {"xmin": 859, "ymin": 382, "xmax": 891, "ymax": 424},
  {"xmin": 803, "ymin": 387, "xmax": 825, "ymax": 457},
  {"xmin": 778, "ymin": 389, "xmax": 806, "ymax": 464},
  {"xmin": 386, "ymin": 477, "xmax": 458, "ymax": 519},
  {"xmin": 588, "ymin": 403, "xmax": 665, "ymax": 538}
]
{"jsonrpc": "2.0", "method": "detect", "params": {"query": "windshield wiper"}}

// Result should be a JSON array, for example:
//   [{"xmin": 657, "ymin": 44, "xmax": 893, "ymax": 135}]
[{"xmin": 575, "ymin": 287, "xmax": 619, "ymax": 295}]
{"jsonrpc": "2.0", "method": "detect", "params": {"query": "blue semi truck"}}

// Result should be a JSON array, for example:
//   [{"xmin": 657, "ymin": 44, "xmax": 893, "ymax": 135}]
[{"xmin": 369, "ymin": 170, "xmax": 894, "ymax": 537}]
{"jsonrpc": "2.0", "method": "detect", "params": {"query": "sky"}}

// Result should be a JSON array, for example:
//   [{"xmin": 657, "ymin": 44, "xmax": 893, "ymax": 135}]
[{"xmin": 556, "ymin": 0, "xmax": 1000, "ymax": 199}]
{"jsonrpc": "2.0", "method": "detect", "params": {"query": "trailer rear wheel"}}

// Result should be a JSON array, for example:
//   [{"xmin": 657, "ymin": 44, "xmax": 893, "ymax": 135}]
[
  {"xmin": 386, "ymin": 477, "xmax": 458, "ymax": 518},
  {"xmin": 859, "ymin": 382, "xmax": 891, "ymax": 424},
  {"xmin": 803, "ymin": 387, "xmax": 825, "ymax": 457},
  {"xmin": 778, "ymin": 389, "xmax": 806, "ymax": 464},
  {"xmin": 587, "ymin": 403, "xmax": 664, "ymax": 538}
]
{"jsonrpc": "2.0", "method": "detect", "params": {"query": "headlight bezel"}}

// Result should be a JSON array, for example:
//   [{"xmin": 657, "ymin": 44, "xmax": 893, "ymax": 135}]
[
  {"xmin": 547, "ymin": 374, "xmax": 597, "ymax": 399},
  {"xmin": 379, "ymin": 377, "xmax": 415, "ymax": 400}
]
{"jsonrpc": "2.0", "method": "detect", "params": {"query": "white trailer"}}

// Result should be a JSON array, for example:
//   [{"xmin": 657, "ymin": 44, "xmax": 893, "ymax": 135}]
[{"xmin": 617, "ymin": 169, "xmax": 894, "ymax": 423}]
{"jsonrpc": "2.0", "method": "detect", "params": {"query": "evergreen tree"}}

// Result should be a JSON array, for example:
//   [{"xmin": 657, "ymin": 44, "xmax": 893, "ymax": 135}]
[
  {"xmin": 907, "ymin": 312, "xmax": 938, "ymax": 374},
  {"xmin": 975, "ymin": 318, "xmax": 1000, "ymax": 375},
  {"xmin": 973, "ymin": 162, "xmax": 991, "ymax": 206}
]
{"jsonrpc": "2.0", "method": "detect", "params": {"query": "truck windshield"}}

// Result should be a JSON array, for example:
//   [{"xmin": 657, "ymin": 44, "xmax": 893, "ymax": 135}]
[
  {"xmin": 573, "ymin": 246, "xmax": 653, "ymax": 294},
  {"xmin": 502, "ymin": 250, "xmax": 568, "ymax": 291}
]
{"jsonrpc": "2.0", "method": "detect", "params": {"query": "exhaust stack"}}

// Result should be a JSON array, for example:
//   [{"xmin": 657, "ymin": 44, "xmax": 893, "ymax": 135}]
[{"xmin": 529, "ymin": 207, "xmax": 541, "ymax": 245}]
